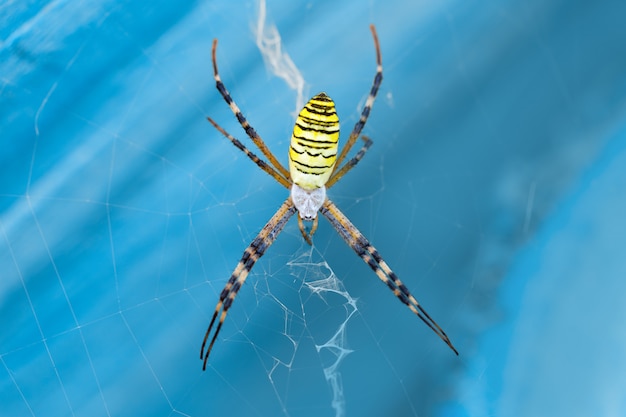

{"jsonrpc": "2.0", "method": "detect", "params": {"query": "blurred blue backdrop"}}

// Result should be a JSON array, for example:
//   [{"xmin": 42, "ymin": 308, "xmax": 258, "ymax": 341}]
[{"xmin": 2, "ymin": 1, "xmax": 626, "ymax": 416}]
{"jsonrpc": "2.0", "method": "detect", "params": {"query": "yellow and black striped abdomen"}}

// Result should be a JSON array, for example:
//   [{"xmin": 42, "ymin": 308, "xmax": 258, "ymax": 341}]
[{"xmin": 289, "ymin": 92, "xmax": 339, "ymax": 190}]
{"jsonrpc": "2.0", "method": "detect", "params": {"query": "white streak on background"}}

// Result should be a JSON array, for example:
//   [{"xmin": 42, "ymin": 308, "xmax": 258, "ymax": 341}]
[
  {"xmin": 288, "ymin": 249, "xmax": 358, "ymax": 417},
  {"xmin": 523, "ymin": 181, "xmax": 536, "ymax": 234},
  {"xmin": 254, "ymin": 0, "xmax": 306, "ymax": 117}
]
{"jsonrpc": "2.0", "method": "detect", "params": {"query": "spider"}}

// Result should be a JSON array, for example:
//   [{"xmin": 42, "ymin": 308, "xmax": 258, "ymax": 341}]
[{"xmin": 201, "ymin": 25, "xmax": 458, "ymax": 370}]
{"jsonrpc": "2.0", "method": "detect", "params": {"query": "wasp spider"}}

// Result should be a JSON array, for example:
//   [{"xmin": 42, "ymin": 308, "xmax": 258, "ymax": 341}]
[{"xmin": 201, "ymin": 25, "xmax": 458, "ymax": 370}]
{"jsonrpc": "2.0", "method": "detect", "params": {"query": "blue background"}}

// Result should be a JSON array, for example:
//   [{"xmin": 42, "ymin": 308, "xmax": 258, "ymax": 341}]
[{"xmin": 2, "ymin": 1, "xmax": 626, "ymax": 416}]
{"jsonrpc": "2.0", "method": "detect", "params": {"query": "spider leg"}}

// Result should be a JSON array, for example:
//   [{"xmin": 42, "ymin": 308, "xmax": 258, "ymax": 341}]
[
  {"xmin": 297, "ymin": 215, "xmax": 318, "ymax": 245},
  {"xmin": 309, "ymin": 216, "xmax": 319, "ymax": 240},
  {"xmin": 326, "ymin": 135, "xmax": 373, "ymax": 188},
  {"xmin": 211, "ymin": 39, "xmax": 291, "ymax": 180},
  {"xmin": 201, "ymin": 198, "xmax": 297, "ymax": 369},
  {"xmin": 332, "ymin": 25, "xmax": 383, "ymax": 175},
  {"xmin": 207, "ymin": 117, "xmax": 291, "ymax": 189},
  {"xmin": 319, "ymin": 199, "xmax": 458, "ymax": 355}
]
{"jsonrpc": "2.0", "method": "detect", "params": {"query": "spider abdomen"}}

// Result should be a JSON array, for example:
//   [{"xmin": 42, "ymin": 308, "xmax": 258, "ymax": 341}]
[{"xmin": 288, "ymin": 92, "xmax": 339, "ymax": 190}]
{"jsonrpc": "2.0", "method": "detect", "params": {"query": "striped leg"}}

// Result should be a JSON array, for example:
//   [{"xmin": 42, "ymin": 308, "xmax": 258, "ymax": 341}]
[
  {"xmin": 319, "ymin": 199, "xmax": 458, "ymax": 355},
  {"xmin": 332, "ymin": 25, "xmax": 383, "ymax": 175},
  {"xmin": 207, "ymin": 116, "xmax": 291, "ymax": 189},
  {"xmin": 201, "ymin": 198, "xmax": 297, "ymax": 369},
  {"xmin": 211, "ymin": 39, "xmax": 291, "ymax": 180},
  {"xmin": 326, "ymin": 135, "xmax": 373, "ymax": 188}
]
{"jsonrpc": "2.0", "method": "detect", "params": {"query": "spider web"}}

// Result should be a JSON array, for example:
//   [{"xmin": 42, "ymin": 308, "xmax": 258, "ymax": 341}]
[{"xmin": 3, "ymin": 1, "xmax": 626, "ymax": 417}]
